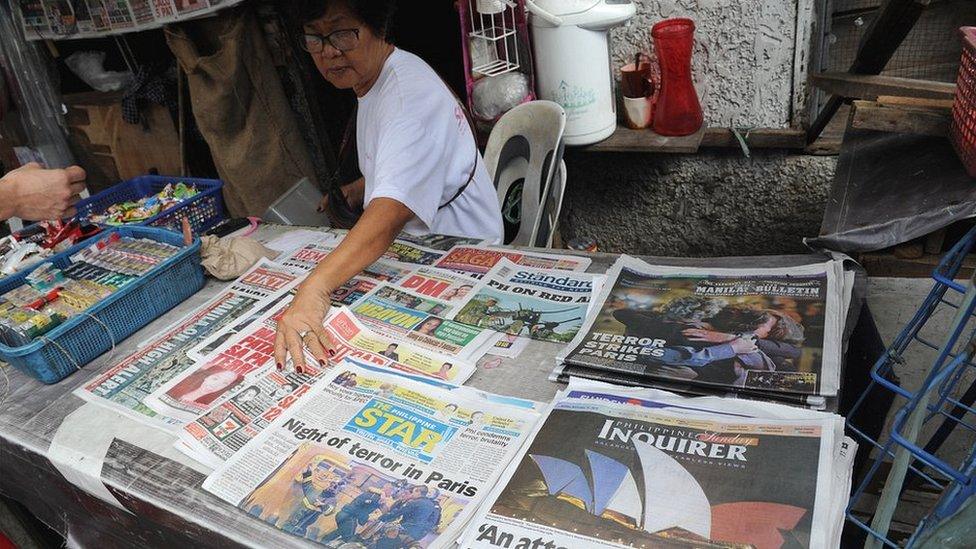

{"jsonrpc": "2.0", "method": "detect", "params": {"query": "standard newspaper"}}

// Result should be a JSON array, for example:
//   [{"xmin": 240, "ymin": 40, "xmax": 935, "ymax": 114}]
[
  {"xmin": 556, "ymin": 255, "xmax": 845, "ymax": 397},
  {"xmin": 450, "ymin": 258, "xmax": 600, "ymax": 343},
  {"xmin": 75, "ymin": 260, "xmax": 299, "ymax": 429},
  {"xmin": 203, "ymin": 362, "xmax": 541, "ymax": 548},
  {"xmin": 460, "ymin": 378, "xmax": 855, "ymax": 549},
  {"xmin": 351, "ymin": 284, "xmax": 495, "ymax": 360},
  {"xmin": 433, "ymin": 245, "xmax": 591, "ymax": 279}
]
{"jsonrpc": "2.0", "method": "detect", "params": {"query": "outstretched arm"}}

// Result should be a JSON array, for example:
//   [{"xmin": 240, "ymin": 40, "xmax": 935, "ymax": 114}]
[{"xmin": 275, "ymin": 198, "xmax": 414, "ymax": 373}]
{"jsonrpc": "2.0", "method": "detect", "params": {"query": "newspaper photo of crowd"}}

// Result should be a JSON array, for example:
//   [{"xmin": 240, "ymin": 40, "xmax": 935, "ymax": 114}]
[{"xmin": 241, "ymin": 445, "xmax": 464, "ymax": 548}]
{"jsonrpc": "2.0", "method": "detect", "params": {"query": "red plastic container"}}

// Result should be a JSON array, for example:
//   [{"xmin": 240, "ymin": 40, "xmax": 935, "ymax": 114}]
[
  {"xmin": 651, "ymin": 18, "xmax": 704, "ymax": 136},
  {"xmin": 950, "ymin": 26, "xmax": 976, "ymax": 177}
]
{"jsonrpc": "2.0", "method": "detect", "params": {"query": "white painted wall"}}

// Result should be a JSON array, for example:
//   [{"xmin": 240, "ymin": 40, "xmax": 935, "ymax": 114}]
[{"xmin": 608, "ymin": 0, "xmax": 814, "ymax": 129}]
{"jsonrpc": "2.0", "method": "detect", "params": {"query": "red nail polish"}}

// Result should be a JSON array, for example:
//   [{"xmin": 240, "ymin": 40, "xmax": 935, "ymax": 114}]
[
  {"xmin": 319, "ymin": 359, "xmax": 327, "ymax": 367},
  {"xmin": 327, "ymin": 349, "xmax": 335, "ymax": 357},
  {"xmin": 276, "ymin": 362, "xmax": 283, "ymax": 371}
]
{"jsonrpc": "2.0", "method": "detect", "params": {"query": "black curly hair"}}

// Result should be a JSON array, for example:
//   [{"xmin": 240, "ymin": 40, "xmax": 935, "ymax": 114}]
[{"xmin": 295, "ymin": 0, "xmax": 397, "ymax": 42}]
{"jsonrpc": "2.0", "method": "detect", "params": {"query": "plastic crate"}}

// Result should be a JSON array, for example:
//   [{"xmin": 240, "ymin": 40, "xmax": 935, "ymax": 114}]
[
  {"xmin": 0, "ymin": 226, "xmax": 204, "ymax": 384},
  {"xmin": 950, "ymin": 27, "xmax": 976, "ymax": 178},
  {"xmin": 75, "ymin": 175, "xmax": 225, "ymax": 235}
]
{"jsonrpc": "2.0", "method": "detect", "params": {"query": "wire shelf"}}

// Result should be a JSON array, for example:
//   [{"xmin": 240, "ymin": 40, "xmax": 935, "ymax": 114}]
[
  {"xmin": 845, "ymin": 225, "xmax": 976, "ymax": 547},
  {"xmin": 473, "ymin": 59, "xmax": 521, "ymax": 77}
]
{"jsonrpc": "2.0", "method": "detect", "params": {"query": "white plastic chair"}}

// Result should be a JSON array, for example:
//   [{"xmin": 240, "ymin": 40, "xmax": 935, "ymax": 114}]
[{"xmin": 483, "ymin": 100, "xmax": 567, "ymax": 248}]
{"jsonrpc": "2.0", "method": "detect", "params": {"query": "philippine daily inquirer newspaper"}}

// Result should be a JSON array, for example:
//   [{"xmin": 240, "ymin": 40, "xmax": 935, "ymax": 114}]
[{"xmin": 460, "ymin": 378, "xmax": 856, "ymax": 549}]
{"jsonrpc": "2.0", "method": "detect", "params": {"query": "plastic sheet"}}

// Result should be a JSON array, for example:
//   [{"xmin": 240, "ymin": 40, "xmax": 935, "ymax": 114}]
[
  {"xmin": 806, "ymin": 129, "xmax": 976, "ymax": 254},
  {"xmin": 0, "ymin": 2, "xmax": 74, "ymax": 168}
]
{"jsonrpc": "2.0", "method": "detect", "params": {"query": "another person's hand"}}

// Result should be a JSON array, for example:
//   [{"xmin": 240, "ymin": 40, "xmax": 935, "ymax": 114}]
[
  {"xmin": 317, "ymin": 177, "xmax": 366, "ymax": 213},
  {"xmin": 0, "ymin": 163, "xmax": 87, "ymax": 220},
  {"xmin": 274, "ymin": 278, "xmax": 335, "ymax": 374}
]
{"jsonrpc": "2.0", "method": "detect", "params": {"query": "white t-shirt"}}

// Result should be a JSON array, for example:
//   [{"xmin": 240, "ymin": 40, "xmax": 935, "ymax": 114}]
[{"xmin": 357, "ymin": 48, "xmax": 503, "ymax": 243}]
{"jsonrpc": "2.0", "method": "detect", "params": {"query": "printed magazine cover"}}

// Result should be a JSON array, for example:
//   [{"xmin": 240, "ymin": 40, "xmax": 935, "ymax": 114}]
[
  {"xmin": 450, "ymin": 258, "xmax": 598, "ymax": 343},
  {"xmin": 558, "ymin": 256, "xmax": 842, "ymax": 396},
  {"xmin": 203, "ymin": 363, "xmax": 541, "ymax": 549},
  {"xmin": 461, "ymin": 380, "xmax": 854, "ymax": 549}
]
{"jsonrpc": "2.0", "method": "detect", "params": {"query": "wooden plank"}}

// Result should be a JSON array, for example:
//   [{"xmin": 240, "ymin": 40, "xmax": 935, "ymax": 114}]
[
  {"xmin": 810, "ymin": 72, "xmax": 956, "ymax": 101},
  {"xmin": 700, "ymin": 128, "xmax": 806, "ymax": 149},
  {"xmin": 859, "ymin": 251, "xmax": 976, "ymax": 278},
  {"xmin": 877, "ymin": 95, "xmax": 955, "ymax": 110},
  {"xmin": 581, "ymin": 125, "xmax": 704, "ymax": 153},
  {"xmin": 851, "ymin": 100, "xmax": 950, "ymax": 136},
  {"xmin": 579, "ymin": 125, "xmax": 808, "ymax": 153}
]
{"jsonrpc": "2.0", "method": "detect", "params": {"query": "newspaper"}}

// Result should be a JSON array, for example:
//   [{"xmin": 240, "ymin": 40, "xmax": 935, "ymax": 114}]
[
  {"xmin": 351, "ymin": 284, "xmax": 495, "ymax": 360},
  {"xmin": 17, "ymin": 0, "xmax": 248, "ymax": 41},
  {"xmin": 449, "ymin": 258, "xmax": 600, "ymax": 343},
  {"xmin": 396, "ymin": 233, "xmax": 485, "ymax": 251},
  {"xmin": 75, "ymin": 260, "xmax": 299, "ymax": 429},
  {"xmin": 174, "ymin": 352, "xmax": 481, "ymax": 470},
  {"xmin": 556, "ymin": 255, "xmax": 845, "ymax": 397},
  {"xmin": 143, "ymin": 295, "xmax": 300, "ymax": 423},
  {"xmin": 395, "ymin": 267, "xmax": 478, "ymax": 303},
  {"xmin": 433, "ymin": 245, "xmax": 591, "ymax": 280},
  {"xmin": 278, "ymin": 241, "xmax": 415, "ymax": 307},
  {"xmin": 202, "ymin": 361, "xmax": 541, "ymax": 548},
  {"xmin": 147, "ymin": 291, "xmax": 477, "ymax": 423},
  {"xmin": 459, "ymin": 378, "xmax": 855, "ymax": 549},
  {"xmin": 382, "ymin": 240, "xmax": 445, "ymax": 265},
  {"xmin": 186, "ymin": 289, "xmax": 297, "ymax": 362}
]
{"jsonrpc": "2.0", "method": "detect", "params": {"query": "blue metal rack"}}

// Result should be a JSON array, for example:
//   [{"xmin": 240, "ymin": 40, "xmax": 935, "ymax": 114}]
[{"xmin": 845, "ymin": 225, "xmax": 976, "ymax": 547}]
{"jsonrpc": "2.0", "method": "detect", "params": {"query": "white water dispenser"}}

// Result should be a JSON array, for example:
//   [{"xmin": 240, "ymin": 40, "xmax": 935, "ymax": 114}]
[{"xmin": 526, "ymin": 0, "xmax": 636, "ymax": 145}]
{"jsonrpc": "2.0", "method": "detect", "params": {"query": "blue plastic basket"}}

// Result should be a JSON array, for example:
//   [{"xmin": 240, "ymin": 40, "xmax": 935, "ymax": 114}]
[
  {"xmin": 0, "ymin": 226, "xmax": 204, "ymax": 384},
  {"xmin": 75, "ymin": 175, "xmax": 226, "ymax": 235}
]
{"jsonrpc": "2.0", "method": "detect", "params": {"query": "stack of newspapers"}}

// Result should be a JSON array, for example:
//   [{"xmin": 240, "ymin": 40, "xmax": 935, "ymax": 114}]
[
  {"xmin": 72, "ymin": 229, "xmax": 857, "ymax": 548},
  {"xmin": 461, "ymin": 378, "xmax": 856, "ymax": 549},
  {"xmin": 555, "ymin": 255, "xmax": 855, "ymax": 409}
]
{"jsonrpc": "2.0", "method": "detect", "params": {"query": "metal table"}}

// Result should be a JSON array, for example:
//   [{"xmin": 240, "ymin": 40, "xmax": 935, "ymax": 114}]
[{"xmin": 0, "ymin": 227, "xmax": 864, "ymax": 547}]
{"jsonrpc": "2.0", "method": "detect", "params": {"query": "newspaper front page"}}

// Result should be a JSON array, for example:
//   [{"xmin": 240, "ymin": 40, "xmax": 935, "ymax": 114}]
[
  {"xmin": 382, "ymin": 241, "xmax": 445, "ymax": 265},
  {"xmin": 433, "ymin": 245, "xmax": 591, "ymax": 280},
  {"xmin": 176, "ymin": 304, "xmax": 479, "ymax": 467},
  {"xmin": 351, "ymin": 284, "xmax": 495, "ymax": 360},
  {"xmin": 449, "ymin": 258, "xmax": 599, "ymax": 344},
  {"xmin": 395, "ymin": 267, "xmax": 478, "ymax": 303},
  {"xmin": 203, "ymin": 362, "xmax": 541, "ymax": 549},
  {"xmin": 74, "ymin": 260, "xmax": 299, "ymax": 429},
  {"xmin": 460, "ymin": 379, "xmax": 855, "ymax": 549},
  {"xmin": 18, "ymin": 0, "xmax": 248, "ymax": 40},
  {"xmin": 149, "ymin": 293, "xmax": 477, "ymax": 424},
  {"xmin": 556, "ymin": 255, "xmax": 844, "ymax": 397},
  {"xmin": 280, "ymin": 241, "xmax": 418, "ymax": 307}
]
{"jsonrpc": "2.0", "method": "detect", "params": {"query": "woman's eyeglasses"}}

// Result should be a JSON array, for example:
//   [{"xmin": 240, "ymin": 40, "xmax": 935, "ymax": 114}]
[{"xmin": 301, "ymin": 29, "xmax": 360, "ymax": 54}]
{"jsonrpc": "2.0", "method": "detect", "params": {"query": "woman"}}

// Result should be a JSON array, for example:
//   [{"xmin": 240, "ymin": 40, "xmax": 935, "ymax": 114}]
[{"xmin": 275, "ymin": 0, "xmax": 503, "ymax": 372}]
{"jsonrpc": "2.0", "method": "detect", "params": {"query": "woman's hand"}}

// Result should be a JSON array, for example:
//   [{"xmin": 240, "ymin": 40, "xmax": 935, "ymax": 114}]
[
  {"xmin": 274, "ymin": 278, "xmax": 336, "ymax": 374},
  {"xmin": 682, "ymin": 328, "xmax": 735, "ymax": 343}
]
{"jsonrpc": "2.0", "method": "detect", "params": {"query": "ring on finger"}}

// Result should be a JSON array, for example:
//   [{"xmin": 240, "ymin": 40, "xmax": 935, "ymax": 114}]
[{"xmin": 299, "ymin": 330, "xmax": 310, "ymax": 340}]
